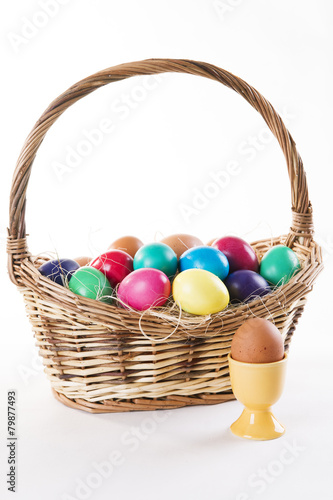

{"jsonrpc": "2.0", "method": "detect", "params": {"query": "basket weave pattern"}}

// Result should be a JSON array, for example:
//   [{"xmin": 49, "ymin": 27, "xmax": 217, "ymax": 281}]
[{"xmin": 8, "ymin": 59, "xmax": 323, "ymax": 413}]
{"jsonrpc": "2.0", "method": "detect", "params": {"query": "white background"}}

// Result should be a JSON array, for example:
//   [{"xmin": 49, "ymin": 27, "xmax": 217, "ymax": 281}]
[{"xmin": 1, "ymin": 1, "xmax": 333, "ymax": 499}]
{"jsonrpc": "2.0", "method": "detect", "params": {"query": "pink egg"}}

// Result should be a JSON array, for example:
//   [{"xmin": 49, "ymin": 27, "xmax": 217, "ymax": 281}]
[{"xmin": 117, "ymin": 268, "xmax": 171, "ymax": 311}]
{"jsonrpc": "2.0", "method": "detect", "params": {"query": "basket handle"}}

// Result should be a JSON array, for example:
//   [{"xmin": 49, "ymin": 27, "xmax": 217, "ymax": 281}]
[{"xmin": 8, "ymin": 58, "xmax": 314, "ymax": 284}]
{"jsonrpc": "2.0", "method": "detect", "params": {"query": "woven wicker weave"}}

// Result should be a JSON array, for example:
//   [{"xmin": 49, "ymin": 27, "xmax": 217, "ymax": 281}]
[{"xmin": 8, "ymin": 59, "xmax": 323, "ymax": 413}]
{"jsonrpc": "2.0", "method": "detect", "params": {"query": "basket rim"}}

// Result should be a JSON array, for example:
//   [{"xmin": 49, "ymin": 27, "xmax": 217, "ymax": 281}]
[{"xmin": 13, "ymin": 234, "xmax": 323, "ymax": 340}]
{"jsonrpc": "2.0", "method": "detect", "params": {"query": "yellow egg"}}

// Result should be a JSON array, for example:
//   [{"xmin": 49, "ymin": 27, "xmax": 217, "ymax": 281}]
[{"xmin": 173, "ymin": 269, "xmax": 229, "ymax": 315}]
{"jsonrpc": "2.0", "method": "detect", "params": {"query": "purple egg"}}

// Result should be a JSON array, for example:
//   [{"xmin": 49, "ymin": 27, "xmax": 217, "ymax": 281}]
[
  {"xmin": 38, "ymin": 258, "xmax": 80, "ymax": 286},
  {"xmin": 224, "ymin": 270, "xmax": 271, "ymax": 303}
]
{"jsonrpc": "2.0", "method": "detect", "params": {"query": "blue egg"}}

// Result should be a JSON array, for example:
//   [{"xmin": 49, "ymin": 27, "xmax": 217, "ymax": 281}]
[
  {"xmin": 38, "ymin": 258, "xmax": 80, "ymax": 286},
  {"xmin": 179, "ymin": 246, "xmax": 229, "ymax": 280}
]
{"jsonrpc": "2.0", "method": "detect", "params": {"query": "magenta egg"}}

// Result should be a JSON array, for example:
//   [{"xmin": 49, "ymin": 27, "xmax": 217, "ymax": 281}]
[
  {"xmin": 117, "ymin": 268, "xmax": 171, "ymax": 311},
  {"xmin": 213, "ymin": 236, "xmax": 259, "ymax": 273}
]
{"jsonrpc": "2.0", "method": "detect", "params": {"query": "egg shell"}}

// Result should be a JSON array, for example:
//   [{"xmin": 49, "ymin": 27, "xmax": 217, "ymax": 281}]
[
  {"xmin": 260, "ymin": 245, "xmax": 301, "ymax": 286},
  {"xmin": 213, "ymin": 236, "xmax": 259, "ymax": 273},
  {"xmin": 74, "ymin": 256, "xmax": 92, "ymax": 267},
  {"xmin": 90, "ymin": 250, "xmax": 133, "ymax": 288},
  {"xmin": 224, "ymin": 270, "xmax": 271, "ymax": 303},
  {"xmin": 117, "ymin": 268, "xmax": 171, "ymax": 311},
  {"xmin": 134, "ymin": 242, "xmax": 178, "ymax": 279},
  {"xmin": 231, "ymin": 318, "xmax": 284, "ymax": 363},
  {"xmin": 172, "ymin": 269, "xmax": 229, "ymax": 315},
  {"xmin": 69, "ymin": 267, "xmax": 113, "ymax": 304},
  {"xmin": 179, "ymin": 246, "xmax": 229, "ymax": 281},
  {"xmin": 108, "ymin": 236, "xmax": 144, "ymax": 258},
  {"xmin": 206, "ymin": 238, "xmax": 218, "ymax": 246},
  {"xmin": 38, "ymin": 258, "xmax": 80, "ymax": 286},
  {"xmin": 160, "ymin": 234, "xmax": 203, "ymax": 259}
]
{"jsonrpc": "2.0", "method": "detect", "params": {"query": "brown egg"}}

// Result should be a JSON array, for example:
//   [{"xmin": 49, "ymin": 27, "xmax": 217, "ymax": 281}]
[
  {"xmin": 74, "ymin": 256, "xmax": 92, "ymax": 267},
  {"xmin": 206, "ymin": 238, "xmax": 217, "ymax": 246},
  {"xmin": 160, "ymin": 234, "xmax": 204, "ymax": 259},
  {"xmin": 231, "ymin": 318, "xmax": 284, "ymax": 363},
  {"xmin": 108, "ymin": 236, "xmax": 144, "ymax": 258}
]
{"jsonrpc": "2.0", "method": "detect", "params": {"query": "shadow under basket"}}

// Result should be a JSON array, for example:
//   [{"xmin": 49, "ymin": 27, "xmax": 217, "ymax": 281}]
[{"xmin": 7, "ymin": 59, "xmax": 323, "ymax": 413}]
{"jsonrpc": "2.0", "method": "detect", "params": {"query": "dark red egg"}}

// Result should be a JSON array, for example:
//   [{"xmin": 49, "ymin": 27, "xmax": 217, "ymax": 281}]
[{"xmin": 90, "ymin": 250, "xmax": 133, "ymax": 288}]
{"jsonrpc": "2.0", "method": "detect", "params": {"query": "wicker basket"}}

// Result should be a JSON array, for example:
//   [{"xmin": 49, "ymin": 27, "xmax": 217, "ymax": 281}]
[{"xmin": 8, "ymin": 59, "xmax": 323, "ymax": 413}]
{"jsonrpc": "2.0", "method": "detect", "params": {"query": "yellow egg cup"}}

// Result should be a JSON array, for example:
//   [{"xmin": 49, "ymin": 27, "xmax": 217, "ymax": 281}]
[{"xmin": 228, "ymin": 353, "xmax": 288, "ymax": 440}]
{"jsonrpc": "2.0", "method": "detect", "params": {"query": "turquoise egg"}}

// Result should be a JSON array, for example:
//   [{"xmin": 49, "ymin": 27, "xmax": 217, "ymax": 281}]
[{"xmin": 133, "ymin": 242, "xmax": 178, "ymax": 279}]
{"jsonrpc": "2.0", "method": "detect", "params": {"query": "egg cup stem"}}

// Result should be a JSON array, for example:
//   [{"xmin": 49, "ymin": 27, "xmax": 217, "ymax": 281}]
[{"xmin": 230, "ymin": 407, "xmax": 285, "ymax": 440}]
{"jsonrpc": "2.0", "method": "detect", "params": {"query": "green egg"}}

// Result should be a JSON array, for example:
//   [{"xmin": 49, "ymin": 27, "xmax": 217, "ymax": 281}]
[
  {"xmin": 260, "ymin": 245, "xmax": 301, "ymax": 287},
  {"xmin": 69, "ymin": 267, "xmax": 113, "ymax": 304}
]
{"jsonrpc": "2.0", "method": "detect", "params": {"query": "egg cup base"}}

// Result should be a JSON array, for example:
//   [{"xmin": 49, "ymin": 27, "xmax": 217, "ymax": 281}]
[{"xmin": 230, "ymin": 407, "xmax": 285, "ymax": 440}]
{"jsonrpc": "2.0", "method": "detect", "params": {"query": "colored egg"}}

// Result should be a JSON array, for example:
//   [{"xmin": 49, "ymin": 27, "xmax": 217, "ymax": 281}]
[
  {"xmin": 231, "ymin": 318, "xmax": 284, "ymax": 363},
  {"xmin": 90, "ymin": 250, "xmax": 133, "ymax": 288},
  {"xmin": 117, "ymin": 268, "xmax": 171, "ymax": 311},
  {"xmin": 179, "ymin": 246, "xmax": 229, "ymax": 281},
  {"xmin": 74, "ymin": 256, "xmax": 92, "ymax": 267},
  {"xmin": 69, "ymin": 267, "xmax": 113, "ymax": 304},
  {"xmin": 38, "ymin": 258, "xmax": 80, "ymax": 286},
  {"xmin": 160, "ymin": 233, "xmax": 203, "ymax": 259},
  {"xmin": 108, "ymin": 236, "xmax": 144, "ymax": 258},
  {"xmin": 134, "ymin": 242, "xmax": 178, "ymax": 279},
  {"xmin": 213, "ymin": 236, "xmax": 259, "ymax": 273},
  {"xmin": 172, "ymin": 269, "xmax": 229, "ymax": 315},
  {"xmin": 260, "ymin": 245, "xmax": 301, "ymax": 286},
  {"xmin": 206, "ymin": 238, "xmax": 217, "ymax": 246},
  {"xmin": 224, "ymin": 270, "xmax": 271, "ymax": 303}
]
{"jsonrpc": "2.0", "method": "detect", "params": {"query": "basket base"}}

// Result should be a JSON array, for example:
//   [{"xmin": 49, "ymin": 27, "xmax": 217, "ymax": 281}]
[{"xmin": 51, "ymin": 389, "xmax": 235, "ymax": 413}]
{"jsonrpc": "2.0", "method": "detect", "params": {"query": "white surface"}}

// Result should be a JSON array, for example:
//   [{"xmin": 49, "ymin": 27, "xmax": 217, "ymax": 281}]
[{"xmin": 1, "ymin": 1, "xmax": 333, "ymax": 499}]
